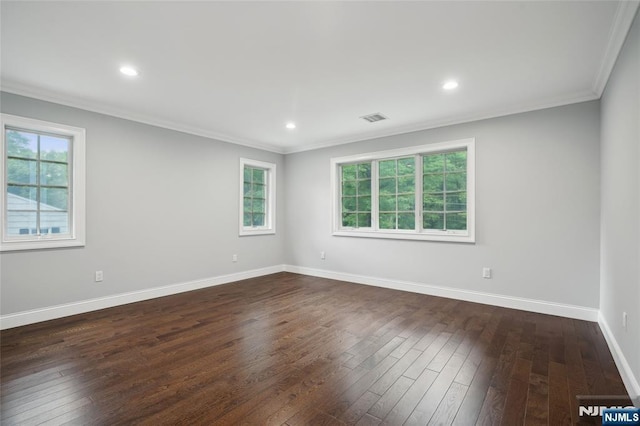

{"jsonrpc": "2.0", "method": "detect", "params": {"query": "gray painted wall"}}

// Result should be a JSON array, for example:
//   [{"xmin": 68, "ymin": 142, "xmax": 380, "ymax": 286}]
[
  {"xmin": 0, "ymin": 94, "xmax": 604, "ymax": 317},
  {"xmin": 0, "ymin": 92, "xmax": 286, "ymax": 315},
  {"xmin": 285, "ymin": 101, "xmax": 601, "ymax": 308},
  {"xmin": 600, "ymin": 11, "xmax": 640, "ymax": 393}
]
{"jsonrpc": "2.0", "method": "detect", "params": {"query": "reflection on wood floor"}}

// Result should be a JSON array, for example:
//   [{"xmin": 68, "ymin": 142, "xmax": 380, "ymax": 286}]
[{"xmin": 0, "ymin": 272, "xmax": 630, "ymax": 425}]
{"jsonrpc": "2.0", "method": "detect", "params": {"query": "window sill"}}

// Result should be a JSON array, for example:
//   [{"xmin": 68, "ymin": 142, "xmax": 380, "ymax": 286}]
[
  {"xmin": 1, "ymin": 237, "xmax": 85, "ymax": 252},
  {"xmin": 239, "ymin": 228, "xmax": 276, "ymax": 237},
  {"xmin": 332, "ymin": 229, "xmax": 475, "ymax": 243}
]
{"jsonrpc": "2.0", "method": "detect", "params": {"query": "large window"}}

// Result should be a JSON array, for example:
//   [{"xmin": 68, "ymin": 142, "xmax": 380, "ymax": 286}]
[
  {"xmin": 1, "ymin": 114, "xmax": 86, "ymax": 251},
  {"xmin": 331, "ymin": 138, "xmax": 475, "ymax": 242},
  {"xmin": 239, "ymin": 158, "xmax": 276, "ymax": 236}
]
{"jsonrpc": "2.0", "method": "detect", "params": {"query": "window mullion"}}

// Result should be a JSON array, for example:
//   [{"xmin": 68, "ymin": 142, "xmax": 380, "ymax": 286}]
[
  {"xmin": 252, "ymin": 170, "xmax": 257, "ymax": 227},
  {"xmin": 394, "ymin": 159, "xmax": 398, "ymax": 229},
  {"xmin": 2, "ymin": 139, "xmax": 6, "ymax": 239},
  {"xmin": 443, "ymin": 153, "xmax": 447, "ymax": 231},
  {"xmin": 249, "ymin": 169, "xmax": 253, "ymax": 227},
  {"xmin": 262, "ymin": 170, "xmax": 266, "ymax": 227},
  {"xmin": 36, "ymin": 134, "xmax": 41, "ymax": 236},
  {"xmin": 337, "ymin": 164, "xmax": 342, "ymax": 230},
  {"xmin": 372, "ymin": 160, "xmax": 379, "ymax": 231},
  {"xmin": 416, "ymin": 154, "xmax": 422, "ymax": 232},
  {"xmin": 67, "ymin": 138, "xmax": 74, "ymax": 234}
]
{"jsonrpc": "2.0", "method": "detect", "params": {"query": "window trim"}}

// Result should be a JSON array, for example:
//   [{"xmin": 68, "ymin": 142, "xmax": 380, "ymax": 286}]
[
  {"xmin": 1, "ymin": 113, "xmax": 86, "ymax": 251},
  {"xmin": 330, "ymin": 138, "xmax": 475, "ymax": 243},
  {"xmin": 239, "ymin": 158, "xmax": 276, "ymax": 236}
]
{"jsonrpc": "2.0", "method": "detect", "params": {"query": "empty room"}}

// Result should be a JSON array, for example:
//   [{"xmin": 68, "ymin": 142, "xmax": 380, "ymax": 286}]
[{"xmin": 1, "ymin": 1, "xmax": 639, "ymax": 425}]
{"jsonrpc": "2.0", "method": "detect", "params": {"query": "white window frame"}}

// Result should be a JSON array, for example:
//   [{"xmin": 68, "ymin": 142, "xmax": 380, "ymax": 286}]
[
  {"xmin": 330, "ymin": 138, "xmax": 475, "ymax": 243},
  {"xmin": 239, "ymin": 158, "xmax": 276, "ymax": 236},
  {"xmin": 1, "ymin": 114, "xmax": 86, "ymax": 251}
]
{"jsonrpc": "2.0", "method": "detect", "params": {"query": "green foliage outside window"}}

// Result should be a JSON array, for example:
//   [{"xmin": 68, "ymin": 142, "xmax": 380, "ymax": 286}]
[
  {"xmin": 337, "ymin": 148, "xmax": 467, "ymax": 233},
  {"xmin": 6, "ymin": 129, "xmax": 70, "ymax": 210},
  {"xmin": 243, "ymin": 166, "xmax": 266, "ymax": 227},
  {"xmin": 378, "ymin": 157, "xmax": 415, "ymax": 230},
  {"xmin": 423, "ymin": 150, "xmax": 467, "ymax": 231},
  {"xmin": 341, "ymin": 162, "xmax": 371, "ymax": 228}
]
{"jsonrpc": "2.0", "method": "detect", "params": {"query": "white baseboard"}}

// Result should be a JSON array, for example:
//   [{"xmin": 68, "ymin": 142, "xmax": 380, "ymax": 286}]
[
  {"xmin": 4, "ymin": 264, "xmax": 635, "ymax": 401},
  {"xmin": 0, "ymin": 265, "xmax": 285, "ymax": 330},
  {"xmin": 0, "ymin": 263, "xmax": 600, "ymax": 328},
  {"xmin": 284, "ymin": 265, "xmax": 599, "ymax": 322},
  {"xmin": 598, "ymin": 313, "xmax": 640, "ymax": 404}
]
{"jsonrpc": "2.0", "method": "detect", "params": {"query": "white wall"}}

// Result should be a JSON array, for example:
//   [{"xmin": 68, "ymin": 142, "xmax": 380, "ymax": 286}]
[
  {"xmin": 600, "ymin": 10, "xmax": 640, "ymax": 400},
  {"xmin": 0, "ymin": 92, "xmax": 286, "ymax": 316},
  {"xmin": 285, "ymin": 101, "xmax": 601, "ymax": 310}
]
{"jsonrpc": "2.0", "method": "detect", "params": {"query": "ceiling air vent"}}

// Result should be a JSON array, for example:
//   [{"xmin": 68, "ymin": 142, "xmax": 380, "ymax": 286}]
[{"xmin": 360, "ymin": 113, "xmax": 388, "ymax": 123}]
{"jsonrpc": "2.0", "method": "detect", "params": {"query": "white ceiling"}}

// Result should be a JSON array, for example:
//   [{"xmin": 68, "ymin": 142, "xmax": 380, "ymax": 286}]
[{"xmin": 1, "ymin": 1, "xmax": 638, "ymax": 154}]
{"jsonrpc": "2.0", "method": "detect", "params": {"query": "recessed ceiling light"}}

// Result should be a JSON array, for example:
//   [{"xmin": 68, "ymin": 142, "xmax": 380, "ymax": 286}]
[
  {"xmin": 286, "ymin": 122, "xmax": 296, "ymax": 129},
  {"xmin": 119, "ymin": 66, "xmax": 139, "ymax": 77},
  {"xmin": 443, "ymin": 80, "xmax": 459, "ymax": 90}
]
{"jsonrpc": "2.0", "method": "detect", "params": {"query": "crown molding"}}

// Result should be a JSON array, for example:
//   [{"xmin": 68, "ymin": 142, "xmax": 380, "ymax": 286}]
[
  {"xmin": 0, "ymin": 81, "xmax": 286, "ymax": 154},
  {"xmin": 1, "ymin": 83, "xmax": 599, "ymax": 156},
  {"xmin": 282, "ymin": 90, "xmax": 599, "ymax": 154},
  {"xmin": 593, "ymin": 1, "xmax": 640, "ymax": 96}
]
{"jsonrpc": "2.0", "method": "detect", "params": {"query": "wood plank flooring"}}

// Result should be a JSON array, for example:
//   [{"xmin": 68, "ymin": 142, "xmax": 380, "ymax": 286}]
[{"xmin": 0, "ymin": 272, "xmax": 630, "ymax": 425}]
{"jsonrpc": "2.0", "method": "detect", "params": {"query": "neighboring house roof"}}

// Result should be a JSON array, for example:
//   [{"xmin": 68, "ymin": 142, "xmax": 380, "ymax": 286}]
[{"xmin": 6, "ymin": 192, "xmax": 63, "ymax": 211}]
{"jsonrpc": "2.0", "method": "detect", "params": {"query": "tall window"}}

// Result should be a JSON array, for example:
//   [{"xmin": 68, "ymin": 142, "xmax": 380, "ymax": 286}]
[
  {"xmin": 341, "ymin": 162, "xmax": 371, "ymax": 228},
  {"xmin": 239, "ymin": 158, "xmax": 276, "ymax": 236},
  {"xmin": 378, "ymin": 157, "xmax": 415, "ymax": 230},
  {"xmin": 331, "ymin": 138, "xmax": 475, "ymax": 243},
  {"xmin": 1, "ymin": 114, "xmax": 86, "ymax": 251},
  {"xmin": 423, "ymin": 151, "xmax": 467, "ymax": 231}
]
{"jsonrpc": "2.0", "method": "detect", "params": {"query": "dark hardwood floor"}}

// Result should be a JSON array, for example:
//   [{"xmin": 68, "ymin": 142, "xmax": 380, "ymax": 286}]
[{"xmin": 1, "ymin": 272, "xmax": 630, "ymax": 425}]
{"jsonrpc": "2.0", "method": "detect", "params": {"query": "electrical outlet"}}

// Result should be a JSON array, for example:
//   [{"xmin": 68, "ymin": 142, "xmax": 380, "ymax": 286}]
[
  {"xmin": 232, "ymin": 254, "xmax": 238, "ymax": 263},
  {"xmin": 320, "ymin": 251, "xmax": 326, "ymax": 260},
  {"xmin": 482, "ymin": 267, "xmax": 492, "ymax": 279},
  {"xmin": 623, "ymin": 312, "xmax": 628, "ymax": 331},
  {"xmin": 95, "ymin": 271, "xmax": 103, "ymax": 282}
]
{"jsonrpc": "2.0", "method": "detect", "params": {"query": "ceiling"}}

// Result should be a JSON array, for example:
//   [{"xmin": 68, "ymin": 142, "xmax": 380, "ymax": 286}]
[{"xmin": 1, "ymin": 1, "xmax": 638, "ymax": 154}]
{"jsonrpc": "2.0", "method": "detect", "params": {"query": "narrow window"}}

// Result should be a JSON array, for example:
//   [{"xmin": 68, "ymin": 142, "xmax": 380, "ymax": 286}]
[
  {"xmin": 244, "ymin": 166, "xmax": 266, "ymax": 228},
  {"xmin": 378, "ymin": 157, "xmax": 416, "ymax": 230},
  {"xmin": 422, "ymin": 150, "xmax": 467, "ymax": 231},
  {"xmin": 340, "ymin": 162, "xmax": 371, "ymax": 228},
  {"xmin": 239, "ymin": 158, "xmax": 276, "ymax": 236}
]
